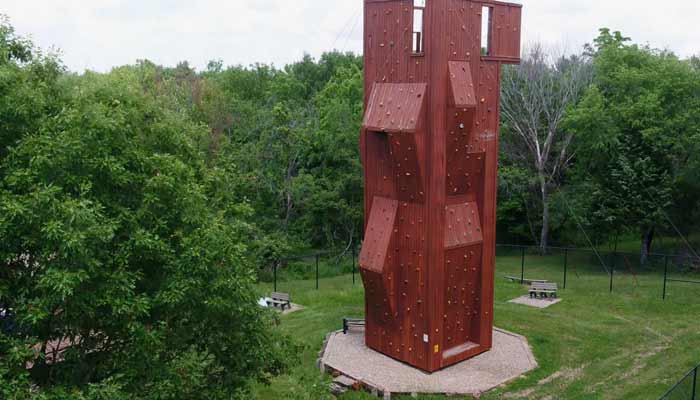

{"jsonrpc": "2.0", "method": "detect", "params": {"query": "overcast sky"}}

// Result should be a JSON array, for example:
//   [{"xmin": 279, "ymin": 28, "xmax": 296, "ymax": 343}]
[{"xmin": 2, "ymin": 0, "xmax": 699, "ymax": 72}]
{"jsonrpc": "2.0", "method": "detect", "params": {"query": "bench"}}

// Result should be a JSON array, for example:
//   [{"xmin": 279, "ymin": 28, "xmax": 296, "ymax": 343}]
[
  {"xmin": 343, "ymin": 318, "xmax": 365, "ymax": 334},
  {"xmin": 504, "ymin": 276, "xmax": 549, "ymax": 285},
  {"xmin": 266, "ymin": 292, "xmax": 292, "ymax": 310},
  {"xmin": 529, "ymin": 282, "xmax": 558, "ymax": 299}
]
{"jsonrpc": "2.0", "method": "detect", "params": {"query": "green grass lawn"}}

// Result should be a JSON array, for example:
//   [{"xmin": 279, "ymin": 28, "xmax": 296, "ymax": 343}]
[{"xmin": 251, "ymin": 253, "xmax": 700, "ymax": 400}]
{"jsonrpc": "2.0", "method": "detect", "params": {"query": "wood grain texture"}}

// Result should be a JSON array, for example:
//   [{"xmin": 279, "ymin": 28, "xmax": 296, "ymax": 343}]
[
  {"xmin": 448, "ymin": 61, "xmax": 477, "ymax": 108},
  {"xmin": 359, "ymin": 197, "xmax": 399, "ymax": 273},
  {"xmin": 360, "ymin": 0, "xmax": 521, "ymax": 372},
  {"xmin": 364, "ymin": 83, "xmax": 427, "ymax": 133},
  {"xmin": 445, "ymin": 202, "xmax": 483, "ymax": 249}
]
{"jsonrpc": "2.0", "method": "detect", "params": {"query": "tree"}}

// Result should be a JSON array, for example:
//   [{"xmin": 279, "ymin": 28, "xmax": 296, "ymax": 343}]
[
  {"xmin": 566, "ymin": 29, "xmax": 700, "ymax": 263},
  {"xmin": 0, "ymin": 15, "xmax": 63, "ymax": 164},
  {"xmin": 500, "ymin": 44, "xmax": 593, "ymax": 253},
  {"xmin": 292, "ymin": 64, "xmax": 364, "ymax": 250},
  {"xmin": 199, "ymin": 52, "xmax": 364, "ymax": 253},
  {"xmin": 0, "ymin": 30, "xmax": 292, "ymax": 398}
]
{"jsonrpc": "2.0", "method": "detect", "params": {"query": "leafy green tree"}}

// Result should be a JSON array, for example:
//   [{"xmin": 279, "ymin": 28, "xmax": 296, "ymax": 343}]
[
  {"xmin": 291, "ymin": 64, "xmax": 364, "ymax": 249},
  {"xmin": 566, "ymin": 29, "xmax": 700, "ymax": 262},
  {"xmin": 499, "ymin": 44, "xmax": 593, "ymax": 252},
  {"xmin": 197, "ymin": 52, "xmax": 363, "ymax": 255},
  {"xmin": 0, "ymin": 15, "xmax": 63, "ymax": 164},
  {"xmin": 0, "ymin": 32, "xmax": 292, "ymax": 398},
  {"xmin": 496, "ymin": 164, "xmax": 538, "ymax": 243}
]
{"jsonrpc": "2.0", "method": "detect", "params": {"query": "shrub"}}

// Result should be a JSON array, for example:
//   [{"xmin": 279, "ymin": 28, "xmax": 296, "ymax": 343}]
[{"xmin": 0, "ymin": 24, "xmax": 293, "ymax": 398}]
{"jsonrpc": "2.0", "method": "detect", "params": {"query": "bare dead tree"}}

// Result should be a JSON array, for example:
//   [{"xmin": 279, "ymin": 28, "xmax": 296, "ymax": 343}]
[{"xmin": 500, "ymin": 44, "xmax": 593, "ymax": 254}]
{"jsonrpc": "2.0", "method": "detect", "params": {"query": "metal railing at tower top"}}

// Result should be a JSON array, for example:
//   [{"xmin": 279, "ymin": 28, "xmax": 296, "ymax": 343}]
[{"xmin": 659, "ymin": 364, "xmax": 698, "ymax": 400}]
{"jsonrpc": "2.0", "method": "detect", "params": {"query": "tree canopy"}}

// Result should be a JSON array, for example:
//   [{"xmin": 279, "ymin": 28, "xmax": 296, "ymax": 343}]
[
  {"xmin": 565, "ymin": 29, "xmax": 700, "ymax": 259},
  {"xmin": 0, "ymin": 19, "xmax": 293, "ymax": 399},
  {"xmin": 500, "ymin": 28, "xmax": 700, "ymax": 258}
]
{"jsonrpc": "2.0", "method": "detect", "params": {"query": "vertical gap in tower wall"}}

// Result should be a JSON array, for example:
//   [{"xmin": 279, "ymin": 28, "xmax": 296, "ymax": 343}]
[
  {"xmin": 413, "ymin": 0, "xmax": 425, "ymax": 54},
  {"xmin": 481, "ymin": 6, "xmax": 492, "ymax": 56}
]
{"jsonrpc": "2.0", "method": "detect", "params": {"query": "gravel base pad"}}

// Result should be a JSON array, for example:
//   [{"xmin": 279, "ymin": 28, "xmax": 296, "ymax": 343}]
[
  {"xmin": 281, "ymin": 303, "xmax": 304, "ymax": 314},
  {"xmin": 509, "ymin": 295, "xmax": 562, "ymax": 309},
  {"xmin": 320, "ymin": 327, "xmax": 537, "ymax": 397}
]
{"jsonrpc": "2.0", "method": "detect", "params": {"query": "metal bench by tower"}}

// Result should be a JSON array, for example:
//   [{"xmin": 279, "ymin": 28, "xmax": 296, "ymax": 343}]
[
  {"xmin": 267, "ymin": 292, "xmax": 292, "ymax": 311},
  {"xmin": 529, "ymin": 282, "xmax": 558, "ymax": 299}
]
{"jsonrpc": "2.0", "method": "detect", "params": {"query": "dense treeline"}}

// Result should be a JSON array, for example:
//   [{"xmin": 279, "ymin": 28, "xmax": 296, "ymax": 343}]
[
  {"xmin": 0, "ymin": 19, "xmax": 297, "ymax": 399},
  {"xmin": 181, "ymin": 31, "xmax": 700, "ymax": 261},
  {"xmin": 1, "ymin": 15, "xmax": 700, "ymax": 398},
  {"xmin": 500, "ymin": 30, "xmax": 700, "ymax": 259},
  {"xmin": 130, "ymin": 53, "xmax": 366, "ymax": 261}
]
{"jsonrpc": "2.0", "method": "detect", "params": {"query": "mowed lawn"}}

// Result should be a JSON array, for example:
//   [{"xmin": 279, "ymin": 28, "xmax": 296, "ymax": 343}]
[{"xmin": 251, "ymin": 253, "xmax": 700, "ymax": 400}]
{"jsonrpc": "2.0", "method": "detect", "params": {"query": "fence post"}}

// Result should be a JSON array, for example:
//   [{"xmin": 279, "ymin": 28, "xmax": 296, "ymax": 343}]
[
  {"xmin": 274, "ymin": 263, "xmax": 277, "ymax": 292},
  {"xmin": 609, "ymin": 253, "xmax": 614, "ymax": 293},
  {"xmin": 316, "ymin": 254, "xmax": 320, "ymax": 290},
  {"xmin": 663, "ymin": 256, "xmax": 669, "ymax": 300},
  {"xmin": 352, "ymin": 247, "xmax": 356, "ymax": 286},
  {"xmin": 520, "ymin": 247, "xmax": 526, "ymax": 284},
  {"xmin": 563, "ymin": 248, "xmax": 568, "ymax": 289}
]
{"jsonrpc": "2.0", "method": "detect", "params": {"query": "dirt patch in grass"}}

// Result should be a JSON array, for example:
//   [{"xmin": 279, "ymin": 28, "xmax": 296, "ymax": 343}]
[
  {"xmin": 621, "ymin": 343, "xmax": 670, "ymax": 379},
  {"xmin": 503, "ymin": 367, "xmax": 584, "ymax": 399}
]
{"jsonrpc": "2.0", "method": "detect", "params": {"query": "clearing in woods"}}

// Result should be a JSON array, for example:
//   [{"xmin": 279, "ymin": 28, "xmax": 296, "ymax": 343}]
[{"xmin": 252, "ymin": 253, "xmax": 700, "ymax": 399}]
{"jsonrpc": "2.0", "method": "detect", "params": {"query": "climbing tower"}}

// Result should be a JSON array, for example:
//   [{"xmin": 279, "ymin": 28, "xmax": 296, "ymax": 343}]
[{"xmin": 358, "ymin": 0, "xmax": 522, "ymax": 372}]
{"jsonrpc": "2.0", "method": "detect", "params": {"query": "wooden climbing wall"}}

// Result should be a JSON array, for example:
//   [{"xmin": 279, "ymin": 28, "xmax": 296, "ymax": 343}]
[{"xmin": 359, "ymin": 0, "xmax": 521, "ymax": 372}]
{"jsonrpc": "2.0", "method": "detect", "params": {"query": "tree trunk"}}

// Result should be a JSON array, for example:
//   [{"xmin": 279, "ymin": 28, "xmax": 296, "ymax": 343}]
[
  {"xmin": 539, "ymin": 176, "xmax": 550, "ymax": 255},
  {"xmin": 640, "ymin": 226, "xmax": 655, "ymax": 265}
]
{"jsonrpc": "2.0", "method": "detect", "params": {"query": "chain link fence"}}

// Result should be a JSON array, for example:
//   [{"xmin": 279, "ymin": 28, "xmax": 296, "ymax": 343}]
[
  {"xmin": 261, "ymin": 248, "xmax": 359, "ymax": 293},
  {"xmin": 496, "ymin": 244, "xmax": 700, "ymax": 300},
  {"xmin": 659, "ymin": 364, "xmax": 698, "ymax": 400},
  {"xmin": 262, "ymin": 244, "xmax": 700, "ymax": 300}
]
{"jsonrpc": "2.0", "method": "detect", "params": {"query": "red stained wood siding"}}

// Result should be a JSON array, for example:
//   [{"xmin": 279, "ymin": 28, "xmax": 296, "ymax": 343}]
[
  {"xmin": 448, "ymin": 61, "xmax": 477, "ymax": 108},
  {"xmin": 445, "ymin": 201, "xmax": 483, "ymax": 249},
  {"xmin": 360, "ymin": 0, "xmax": 521, "ymax": 372},
  {"xmin": 363, "ymin": 83, "xmax": 427, "ymax": 133},
  {"xmin": 359, "ymin": 197, "xmax": 399, "ymax": 273}
]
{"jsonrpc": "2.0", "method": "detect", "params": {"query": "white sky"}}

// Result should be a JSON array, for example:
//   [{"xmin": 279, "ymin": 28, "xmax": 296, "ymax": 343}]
[{"xmin": 2, "ymin": 0, "xmax": 699, "ymax": 72}]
